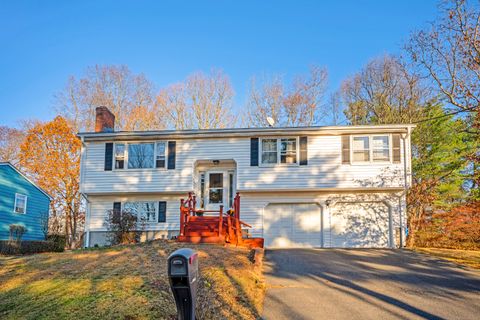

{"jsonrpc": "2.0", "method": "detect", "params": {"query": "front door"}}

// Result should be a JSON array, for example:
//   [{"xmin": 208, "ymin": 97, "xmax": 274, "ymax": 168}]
[{"xmin": 204, "ymin": 170, "xmax": 235, "ymax": 211}]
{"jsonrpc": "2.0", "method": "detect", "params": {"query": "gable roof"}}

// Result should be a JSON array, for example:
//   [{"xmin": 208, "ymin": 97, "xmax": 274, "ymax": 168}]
[
  {"xmin": 0, "ymin": 162, "xmax": 53, "ymax": 201},
  {"xmin": 78, "ymin": 124, "xmax": 416, "ymax": 142}
]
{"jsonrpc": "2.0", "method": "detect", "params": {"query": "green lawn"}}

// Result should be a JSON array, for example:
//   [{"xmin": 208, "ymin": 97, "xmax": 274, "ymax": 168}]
[
  {"xmin": 413, "ymin": 247, "xmax": 480, "ymax": 269},
  {"xmin": 0, "ymin": 240, "xmax": 265, "ymax": 320}
]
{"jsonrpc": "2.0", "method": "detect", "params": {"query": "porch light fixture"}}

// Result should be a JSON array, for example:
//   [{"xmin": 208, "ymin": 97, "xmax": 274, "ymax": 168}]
[
  {"xmin": 325, "ymin": 199, "xmax": 331, "ymax": 207},
  {"xmin": 213, "ymin": 160, "xmax": 220, "ymax": 166}
]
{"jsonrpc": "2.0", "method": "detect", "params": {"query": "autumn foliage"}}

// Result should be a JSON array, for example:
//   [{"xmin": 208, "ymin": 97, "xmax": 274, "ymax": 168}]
[
  {"xmin": 19, "ymin": 116, "xmax": 83, "ymax": 249},
  {"xmin": 411, "ymin": 202, "xmax": 480, "ymax": 250}
]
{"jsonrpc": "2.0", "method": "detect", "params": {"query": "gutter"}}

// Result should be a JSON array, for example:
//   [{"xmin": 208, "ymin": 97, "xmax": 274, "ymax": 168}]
[
  {"xmin": 77, "ymin": 124, "xmax": 417, "ymax": 142},
  {"xmin": 399, "ymin": 126, "xmax": 412, "ymax": 248}
]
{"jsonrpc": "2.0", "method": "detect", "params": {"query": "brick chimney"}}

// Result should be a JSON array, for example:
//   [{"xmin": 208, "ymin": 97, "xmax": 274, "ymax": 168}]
[{"xmin": 95, "ymin": 106, "xmax": 115, "ymax": 133}]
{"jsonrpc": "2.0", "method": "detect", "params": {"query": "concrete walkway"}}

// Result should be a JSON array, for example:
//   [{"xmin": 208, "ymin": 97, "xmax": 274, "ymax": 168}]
[{"xmin": 263, "ymin": 249, "xmax": 480, "ymax": 320}]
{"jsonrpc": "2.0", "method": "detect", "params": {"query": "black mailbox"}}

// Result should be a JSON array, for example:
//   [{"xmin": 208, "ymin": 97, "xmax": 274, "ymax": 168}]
[{"xmin": 168, "ymin": 248, "xmax": 199, "ymax": 320}]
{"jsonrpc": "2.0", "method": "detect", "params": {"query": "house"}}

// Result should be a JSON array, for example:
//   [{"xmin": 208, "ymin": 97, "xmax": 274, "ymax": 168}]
[
  {"xmin": 0, "ymin": 162, "xmax": 52, "ymax": 241},
  {"xmin": 79, "ymin": 106, "xmax": 414, "ymax": 248}
]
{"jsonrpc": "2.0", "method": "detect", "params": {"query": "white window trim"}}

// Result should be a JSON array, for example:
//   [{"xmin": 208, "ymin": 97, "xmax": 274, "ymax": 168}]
[
  {"xmin": 259, "ymin": 136, "xmax": 300, "ymax": 167},
  {"xmin": 113, "ymin": 141, "xmax": 168, "ymax": 171},
  {"xmin": 350, "ymin": 134, "xmax": 392, "ymax": 165},
  {"xmin": 120, "ymin": 201, "xmax": 161, "ymax": 224},
  {"xmin": 13, "ymin": 193, "xmax": 28, "ymax": 214}
]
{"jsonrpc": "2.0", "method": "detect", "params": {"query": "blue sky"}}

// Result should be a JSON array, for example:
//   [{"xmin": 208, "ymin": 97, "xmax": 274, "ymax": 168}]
[{"xmin": 0, "ymin": 0, "xmax": 438, "ymax": 127}]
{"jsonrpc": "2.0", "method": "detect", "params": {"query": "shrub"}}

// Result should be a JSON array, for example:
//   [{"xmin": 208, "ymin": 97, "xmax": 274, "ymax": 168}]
[
  {"xmin": 9, "ymin": 224, "xmax": 27, "ymax": 242},
  {"xmin": 105, "ymin": 209, "xmax": 146, "ymax": 245},
  {"xmin": 0, "ymin": 240, "xmax": 64, "ymax": 255},
  {"xmin": 47, "ymin": 234, "xmax": 67, "ymax": 250},
  {"xmin": 411, "ymin": 202, "xmax": 480, "ymax": 250}
]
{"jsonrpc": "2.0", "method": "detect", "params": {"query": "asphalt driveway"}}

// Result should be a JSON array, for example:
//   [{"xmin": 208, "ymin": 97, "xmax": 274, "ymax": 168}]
[{"xmin": 263, "ymin": 249, "xmax": 480, "ymax": 320}]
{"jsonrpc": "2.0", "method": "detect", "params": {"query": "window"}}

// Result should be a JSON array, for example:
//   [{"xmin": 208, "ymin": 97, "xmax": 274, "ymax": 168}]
[
  {"xmin": 209, "ymin": 173, "xmax": 223, "ymax": 204},
  {"xmin": 128, "ymin": 143, "xmax": 155, "ymax": 169},
  {"xmin": 351, "ymin": 135, "xmax": 391, "ymax": 163},
  {"xmin": 280, "ymin": 138, "xmax": 297, "ymax": 164},
  {"xmin": 115, "ymin": 144, "xmax": 125, "ymax": 169},
  {"xmin": 261, "ymin": 139, "xmax": 277, "ymax": 164},
  {"xmin": 156, "ymin": 142, "xmax": 166, "ymax": 168},
  {"xmin": 228, "ymin": 172, "xmax": 234, "ymax": 208},
  {"xmin": 123, "ymin": 201, "xmax": 157, "ymax": 222},
  {"xmin": 352, "ymin": 136, "xmax": 370, "ymax": 162},
  {"xmin": 372, "ymin": 136, "xmax": 390, "ymax": 162},
  {"xmin": 14, "ymin": 194, "xmax": 27, "ymax": 214},
  {"xmin": 261, "ymin": 137, "xmax": 298, "ymax": 165},
  {"xmin": 199, "ymin": 172, "xmax": 206, "ymax": 208}
]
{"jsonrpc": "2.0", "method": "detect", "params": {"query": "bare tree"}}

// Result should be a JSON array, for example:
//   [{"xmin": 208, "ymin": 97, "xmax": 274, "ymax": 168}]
[
  {"xmin": 406, "ymin": 0, "xmax": 480, "ymax": 197},
  {"xmin": 0, "ymin": 126, "xmax": 24, "ymax": 165},
  {"xmin": 246, "ymin": 76, "xmax": 285, "ymax": 127},
  {"xmin": 406, "ymin": 0, "xmax": 480, "ymax": 113},
  {"xmin": 328, "ymin": 91, "xmax": 344, "ymax": 125},
  {"xmin": 156, "ymin": 70, "xmax": 236, "ymax": 129},
  {"xmin": 55, "ymin": 65, "xmax": 163, "ymax": 132},
  {"xmin": 246, "ymin": 66, "xmax": 328, "ymax": 127},
  {"xmin": 341, "ymin": 55, "xmax": 431, "ymax": 125}
]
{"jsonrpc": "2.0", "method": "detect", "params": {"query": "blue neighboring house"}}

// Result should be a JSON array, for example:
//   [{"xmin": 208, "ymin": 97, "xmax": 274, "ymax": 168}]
[{"xmin": 0, "ymin": 162, "xmax": 52, "ymax": 241}]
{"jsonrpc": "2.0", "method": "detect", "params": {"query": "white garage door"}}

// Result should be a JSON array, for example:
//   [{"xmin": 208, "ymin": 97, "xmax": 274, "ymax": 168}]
[
  {"xmin": 330, "ymin": 202, "xmax": 391, "ymax": 248},
  {"xmin": 264, "ymin": 203, "xmax": 321, "ymax": 248}
]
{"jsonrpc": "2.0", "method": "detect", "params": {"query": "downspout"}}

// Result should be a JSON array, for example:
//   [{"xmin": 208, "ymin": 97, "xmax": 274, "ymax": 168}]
[
  {"xmin": 399, "ymin": 126, "xmax": 412, "ymax": 248},
  {"xmin": 79, "ymin": 136, "xmax": 90, "ymax": 248}
]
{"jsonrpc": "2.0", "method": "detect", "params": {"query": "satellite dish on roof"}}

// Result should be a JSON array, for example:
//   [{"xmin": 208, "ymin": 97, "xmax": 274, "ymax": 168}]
[{"xmin": 266, "ymin": 117, "xmax": 275, "ymax": 127}]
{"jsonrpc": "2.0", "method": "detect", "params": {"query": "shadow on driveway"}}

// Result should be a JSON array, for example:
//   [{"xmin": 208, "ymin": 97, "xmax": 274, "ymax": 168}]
[{"xmin": 262, "ymin": 249, "xmax": 480, "ymax": 320}]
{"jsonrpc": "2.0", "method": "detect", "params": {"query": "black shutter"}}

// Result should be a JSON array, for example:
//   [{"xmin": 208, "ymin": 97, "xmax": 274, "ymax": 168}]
[
  {"xmin": 113, "ymin": 202, "xmax": 121, "ymax": 213},
  {"xmin": 105, "ymin": 143, "xmax": 113, "ymax": 171},
  {"xmin": 392, "ymin": 134, "xmax": 401, "ymax": 163},
  {"xmin": 299, "ymin": 136, "xmax": 308, "ymax": 165},
  {"xmin": 167, "ymin": 141, "xmax": 176, "ymax": 169},
  {"xmin": 250, "ymin": 138, "xmax": 259, "ymax": 166},
  {"xmin": 341, "ymin": 135, "xmax": 350, "ymax": 164},
  {"xmin": 158, "ymin": 201, "xmax": 167, "ymax": 223}
]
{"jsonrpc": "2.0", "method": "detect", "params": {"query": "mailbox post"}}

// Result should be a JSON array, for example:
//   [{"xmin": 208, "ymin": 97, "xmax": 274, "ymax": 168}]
[{"xmin": 168, "ymin": 248, "xmax": 199, "ymax": 320}]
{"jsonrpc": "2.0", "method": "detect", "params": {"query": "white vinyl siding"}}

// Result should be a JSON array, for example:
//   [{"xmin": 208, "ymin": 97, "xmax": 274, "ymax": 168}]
[
  {"xmin": 86, "ymin": 191, "xmax": 405, "ymax": 249},
  {"xmin": 88, "ymin": 194, "xmax": 180, "ymax": 231},
  {"xmin": 82, "ymin": 135, "xmax": 408, "ymax": 194}
]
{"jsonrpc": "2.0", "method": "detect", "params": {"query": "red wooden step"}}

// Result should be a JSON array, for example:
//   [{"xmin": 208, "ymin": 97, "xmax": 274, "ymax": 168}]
[
  {"xmin": 177, "ymin": 235, "xmax": 224, "ymax": 244},
  {"xmin": 241, "ymin": 237, "xmax": 264, "ymax": 249},
  {"xmin": 184, "ymin": 231, "xmax": 218, "ymax": 237},
  {"xmin": 188, "ymin": 216, "xmax": 222, "ymax": 222}
]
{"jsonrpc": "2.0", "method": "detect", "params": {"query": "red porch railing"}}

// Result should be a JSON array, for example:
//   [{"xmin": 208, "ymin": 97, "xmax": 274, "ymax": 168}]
[{"xmin": 179, "ymin": 192, "xmax": 252, "ymax": 245}]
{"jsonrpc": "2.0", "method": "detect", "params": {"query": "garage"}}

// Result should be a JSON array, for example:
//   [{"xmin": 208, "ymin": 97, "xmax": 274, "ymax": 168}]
[
  {"xmin": 263, "ymin": 203, "xmax": 322, "ymax": 248},
  {"xmin": 329, "ymin": 202, "xmax": 391, "ymax": 248}
]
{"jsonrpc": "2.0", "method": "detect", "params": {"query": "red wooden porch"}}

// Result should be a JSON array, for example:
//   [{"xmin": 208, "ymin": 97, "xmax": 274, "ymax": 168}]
[{"xmin": 177, "ymin": 192, "xmax": 264, "ymax": 248}]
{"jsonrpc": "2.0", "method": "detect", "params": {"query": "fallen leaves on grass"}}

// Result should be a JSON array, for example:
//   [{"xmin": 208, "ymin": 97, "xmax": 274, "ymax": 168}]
[
  {"xmin": 414, "ymin": 248, "xmax": 480, "ymax": 269},
  {"xmin": 0, "ymin": 240, "xmax": 265, "ymax": 320}
]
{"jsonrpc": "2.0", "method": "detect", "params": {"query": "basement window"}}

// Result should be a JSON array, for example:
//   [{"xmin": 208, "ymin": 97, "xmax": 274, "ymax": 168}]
[{"xmin": 123, "ymin": 201, "xmax": 157, "ymax": 222}]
